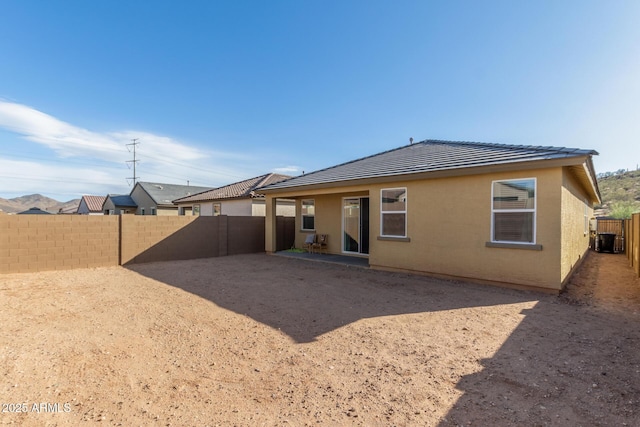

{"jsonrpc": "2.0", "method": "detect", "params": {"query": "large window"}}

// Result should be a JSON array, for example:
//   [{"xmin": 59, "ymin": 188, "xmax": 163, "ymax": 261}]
[
  {"xmin": 381, "ymin": 188, "xmax": 407, "ymax": 237},
  {"xmin": 301, "ymin": 199, "xmax": 315, "ymax": 230},
  {"xmin": 491, "ymin": 179, "xmax": 536, "ymax": 243}
]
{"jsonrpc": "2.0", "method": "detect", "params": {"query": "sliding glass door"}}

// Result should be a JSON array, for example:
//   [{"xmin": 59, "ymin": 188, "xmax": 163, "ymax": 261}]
[{"xmin": 343, "ymin": 197, "xmax": 369, "ymax": 255}]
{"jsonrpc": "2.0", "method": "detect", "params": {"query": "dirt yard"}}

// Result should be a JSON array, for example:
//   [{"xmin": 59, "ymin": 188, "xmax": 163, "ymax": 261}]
[{"xmin": 1, "ymin": 251, "xmax": 639, "ymax": 426}]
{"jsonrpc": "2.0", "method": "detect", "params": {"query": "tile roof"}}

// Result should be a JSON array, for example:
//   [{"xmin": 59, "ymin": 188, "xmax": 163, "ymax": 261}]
[
  {"xmin": 80, "ymin": 195, "xmax": 106, "ymax": 212},
  {"xmin": 173, "ymin": 173, "xmax": 292, "ymax": 203},
  {"xmin": 108, "ymin": 194, "xmax": 137, "ymax": 207},
  {"xmin": 136, "ymin": 182, "xmax": 213, "ymax": 206},
  {"xmin": 18, "ymin": 207, "xmax": 52, "ymax": 215},
  {"xmin": 258, "ymin": 139, "xmax": 599, "ymax": 191}
]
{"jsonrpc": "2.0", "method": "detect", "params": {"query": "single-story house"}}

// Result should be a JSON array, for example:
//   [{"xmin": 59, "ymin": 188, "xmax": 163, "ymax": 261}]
[
  {"xmin": 172, "ymin": 173, "xmax": 295, "ymax": 216},
  {"xmin": 77, "ymin": 195, "xmax": 106, "ymax": 215},
  {"xmin": 102, "ymin": 194, "xmax": 137, "ymax": 215},
  {"xmin": 18, "ymin": 207, "xmax": 52, "ymax": 215},
  {"xmin": 130, "ymin": 182, "xmax": 212, "ymax": 215},
  {"xmin": 258, "ymin": 139, "xmax": 601, "ymax": 293}
]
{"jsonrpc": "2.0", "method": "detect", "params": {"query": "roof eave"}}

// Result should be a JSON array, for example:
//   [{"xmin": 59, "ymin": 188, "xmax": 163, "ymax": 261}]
[{"xmin": 259, "ymin": 156, "xmax": 593, "ymax": 195}]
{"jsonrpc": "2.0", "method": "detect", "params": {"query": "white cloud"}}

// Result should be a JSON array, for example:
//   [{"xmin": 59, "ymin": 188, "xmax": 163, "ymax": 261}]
[
  {"xmin": 0, "ymin": 158, "xmax": 128, "ymax": 200},
  {"xmin": 273, "ymin": 165, "xmax": 302, "ymax": 174},
  {"xmin": 0, "ymin": 100, "xmax": 278, "ymax": 200}
]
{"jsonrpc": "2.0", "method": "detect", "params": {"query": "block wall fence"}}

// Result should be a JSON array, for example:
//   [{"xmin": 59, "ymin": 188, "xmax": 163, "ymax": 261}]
[{"xmin": 0, "ymin": 215, "xmax": 288, "ymax": 274}]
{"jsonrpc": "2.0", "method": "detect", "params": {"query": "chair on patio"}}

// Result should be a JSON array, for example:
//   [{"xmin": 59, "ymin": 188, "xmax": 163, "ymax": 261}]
[
  {"xmin": 303, "ymin": 234, "xmax": 316, "ymax": 253},
  {"xmin": 312, "ymin": 234, "xmax": 328, "ymax": 254}
]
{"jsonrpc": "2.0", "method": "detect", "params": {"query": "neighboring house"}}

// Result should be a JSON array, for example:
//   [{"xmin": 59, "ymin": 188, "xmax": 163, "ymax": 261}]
[
  {"xmin": 18, "ymin": 207, "xmax": 51, "ymax": 215},
  {"xmin": 258, "ymin": 139, "xmax": 601, "ymax": 293},
  {"xmin": 172, "ymin": 173, "xmax": 295, "ymax": 217},
  {"xmin": 77, "ymin": 195, "xmax": 106, "ymax": 215},
  {"xmin": 102, "ymin": 194, "xmax": 137, "ymax": 215},
  {"xmin": 130, "ymin": 182, "xmax": 212, "ymax": 215}
]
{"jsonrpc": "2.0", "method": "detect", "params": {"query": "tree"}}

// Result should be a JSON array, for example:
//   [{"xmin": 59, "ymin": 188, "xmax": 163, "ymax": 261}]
[{"xmin": 609, "ymin": 201, "xmax": 640, "ymax": 219}]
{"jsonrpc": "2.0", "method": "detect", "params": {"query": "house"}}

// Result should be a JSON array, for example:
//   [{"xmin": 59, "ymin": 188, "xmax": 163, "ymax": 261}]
[
  {"xmin": 102, "ymin": 194, "xmax": 137, "ymax": 215},
  {"xmin": 172, "ymin": 173, "xmax": 295, "ymax": 216},
  {"xmin": 259, "ymin": 139, "xmax": 601, "ymax": 293},
  {"xmin": 17, "ymin": 207, "xmax": 52, "ymax": 215},
  {"xmin": 77, "ymin": 195, "xmax": 106, "ymax": 215},
  {"xmin": 129, "ymin": 182, "xmax": 212, "ymax": 215}
]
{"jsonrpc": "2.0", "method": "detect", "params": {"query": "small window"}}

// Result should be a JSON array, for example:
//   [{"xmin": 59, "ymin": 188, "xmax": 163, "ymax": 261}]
[
  {"xmin": 151, "ymin": 207, "xmax": 156, "ymax": 216},
  {"xmin": 193, "ymin": 205, "xmax": 201, "ymax": 216},
  {"xmin": 381, "ymin": 188, "xmax": 407, "ymax": 237},
  {"xmin": 213, "ymin": 203, "xmax": 221, "ymax": 216},
  {"xmin": 491, "ymin": 179, "xmax": 536, "ymax": 243},
  {"xmin": 140, "ymin": 208, "xmax": 145, "ymax": 216},
  {"xmin": 301, "ymin": 199, "xmax": 315, "ymax": 230}
]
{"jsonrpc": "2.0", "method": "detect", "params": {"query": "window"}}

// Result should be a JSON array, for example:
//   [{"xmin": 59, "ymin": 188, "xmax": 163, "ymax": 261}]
[
  {"xmin": 151, "ymin": 207, "xmax": 156, "ymax": 216},
  {"xmin": 193, "ymin": 205, "xmax": 201, "ymax": 216},
  {"xmin": 213, "ymin": 203, "xmax": 221, "ymax": 216},
  {"xmin": 140, "ymin": 208, "xmax": 145, "ymax": 216},
  {"xmin": 301, "ymin": 199, "xmax": 315, "ymax": 230},
  {"xmin": 491, "ymin": 179, "xmax": 536, "ymax": 243},
  {"xmin": 381, "ymin": 188, "xmax": 407, "ymax": 237}
]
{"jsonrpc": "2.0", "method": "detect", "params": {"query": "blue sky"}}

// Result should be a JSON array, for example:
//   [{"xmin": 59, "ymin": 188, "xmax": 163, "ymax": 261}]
[{"xmin": 1, "ymin": 1, "xmax": 639, "ymax": 201}]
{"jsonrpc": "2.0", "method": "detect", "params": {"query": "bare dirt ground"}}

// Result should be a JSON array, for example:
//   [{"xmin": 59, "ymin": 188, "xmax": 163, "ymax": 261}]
[{"xmin": 1, "ymin": 251, "xmax": 639, "ymax": 426}]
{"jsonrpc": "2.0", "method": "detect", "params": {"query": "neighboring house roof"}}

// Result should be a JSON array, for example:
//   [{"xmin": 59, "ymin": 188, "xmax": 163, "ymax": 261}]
[
  {"xmin": 106, "ymin": 194, "xmax": 138, "ymax": 208},
  {"xmin": 18, "ymin": 207, "xmax": 51, "ymax": 215},
  {"xmin": 135, "ymin": 182, "xmax": 212, "ymax": 207},
  {"xmin": 79, "ymin": 195, "xmax": 106, "ymax": 213},
  {"xmin": 258, "ymin": 139, "xmax": 600, "ymax": 201},
  {"xmin": 173, "ymin": 173, "xmax": 292, "ymax": 203}
]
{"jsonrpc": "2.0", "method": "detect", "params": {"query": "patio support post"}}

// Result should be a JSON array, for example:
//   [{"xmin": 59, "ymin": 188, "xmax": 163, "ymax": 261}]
[{"xmin": 265, "ymin": 195, "xmax": 277, "ymax": 253}]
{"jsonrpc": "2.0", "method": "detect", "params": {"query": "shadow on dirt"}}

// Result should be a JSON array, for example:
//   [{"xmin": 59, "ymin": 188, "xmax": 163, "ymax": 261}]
[
  {"xmin": 126, "ymin": 253, "xmax": 536, "ymax": 344},
  {"xmin": 127, "ymin": 252, "xmax": 640, "ymax": 425}
]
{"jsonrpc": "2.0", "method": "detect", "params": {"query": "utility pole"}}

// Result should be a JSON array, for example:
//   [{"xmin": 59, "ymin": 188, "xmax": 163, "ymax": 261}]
[{"xmin": 126, "ymin": 139, "xmax": 140, "ymax": 186}]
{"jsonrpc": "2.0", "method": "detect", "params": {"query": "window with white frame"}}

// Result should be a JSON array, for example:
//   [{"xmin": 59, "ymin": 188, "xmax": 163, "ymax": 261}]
[
  {"xmin": 491, "ymin": 179, "xmax": 536, "ymax": 243},
  {"xmin": 193, "ymin": 204, "xmax": 201, "ymax": 216},
  {"xmin": 301, "ymin": 199, "xmax": 315, "ymax": 230},
  {"xmin": 213, "ymin": 203, "xmax": 221, "ymax": 216},
  {"xmin": 381, "ymin": 188, "xmax": 407, "ymax": 237}
]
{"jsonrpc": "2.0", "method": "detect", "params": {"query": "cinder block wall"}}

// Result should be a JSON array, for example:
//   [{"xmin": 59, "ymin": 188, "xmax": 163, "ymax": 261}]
[
  {"xmin": 120, "ymin": 215, "xmax": 221, "ymax": 265},
  {"xmin": 1, "ymin": 215, "xmax": 268, "ymax": 274},
  {"xmin": 0, "ymin": 215, "xmax": 119, "ymax": 274}
]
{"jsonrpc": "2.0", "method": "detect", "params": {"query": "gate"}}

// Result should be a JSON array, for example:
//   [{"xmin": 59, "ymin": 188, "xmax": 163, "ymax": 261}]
[{"xmin": 592, "ymin": 219, "xmax": 625, "ymax": 253}]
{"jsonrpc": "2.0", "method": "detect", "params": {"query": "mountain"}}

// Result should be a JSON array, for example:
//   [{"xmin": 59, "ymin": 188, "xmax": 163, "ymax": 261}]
[
  {"xmin": 0, "ymin": 194, "xmax": 80, "ymax": 214},
  {"xmin": 596, "ymin": 169, "xmax": 640, "ymax": 218}
]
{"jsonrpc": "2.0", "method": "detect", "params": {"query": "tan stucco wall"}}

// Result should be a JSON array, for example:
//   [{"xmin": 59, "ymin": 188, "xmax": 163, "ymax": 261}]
[
  {"xmin": 266, "ymin": 166, "xmax": 589, "ymax": 291},
  {"xmin": 367, "ymin": 169, "xmax": 563, "ymax": 290},
  {"xmin": 292, "ymin": 190, "xmax": 369, "ymax": 254},
  {"xmin": 560, "ymin": 169, "xmax": 593, "ymax": 285}
]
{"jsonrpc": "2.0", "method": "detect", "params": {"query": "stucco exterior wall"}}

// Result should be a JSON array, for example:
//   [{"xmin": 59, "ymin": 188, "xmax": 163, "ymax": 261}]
[
  {"xmin": 560, "ymin": 168, "xmax": 593, "ymax": 285},
  {"xmin": 102, "ymin": 198, "xmax": 135, "ymax": 215},
  {"xmin": 130, "ymin": 186, "xmax": 156, "ymax": 215},
  {"xmin": 269, "ymin": 167, "xmax": 579, "ymax": 291},
  {"xmin": 252, "ymin": 199, "xmax": 296, "ymax": 217},
  {"xmin": 367, "ymin": 168, "xmax": 563, "ymax": 290}
]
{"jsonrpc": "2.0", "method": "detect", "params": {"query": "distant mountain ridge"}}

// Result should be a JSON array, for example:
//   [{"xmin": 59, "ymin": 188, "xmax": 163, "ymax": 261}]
[{"xmin": 0, "ymin": 194, "xmax": 80, "ymax": 214}]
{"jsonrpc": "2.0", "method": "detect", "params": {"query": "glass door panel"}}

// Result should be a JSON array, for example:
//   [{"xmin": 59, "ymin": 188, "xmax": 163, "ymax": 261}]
[{"xmin": 343, "ymin": 198, "xmax": 360, "ymax": 253}]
